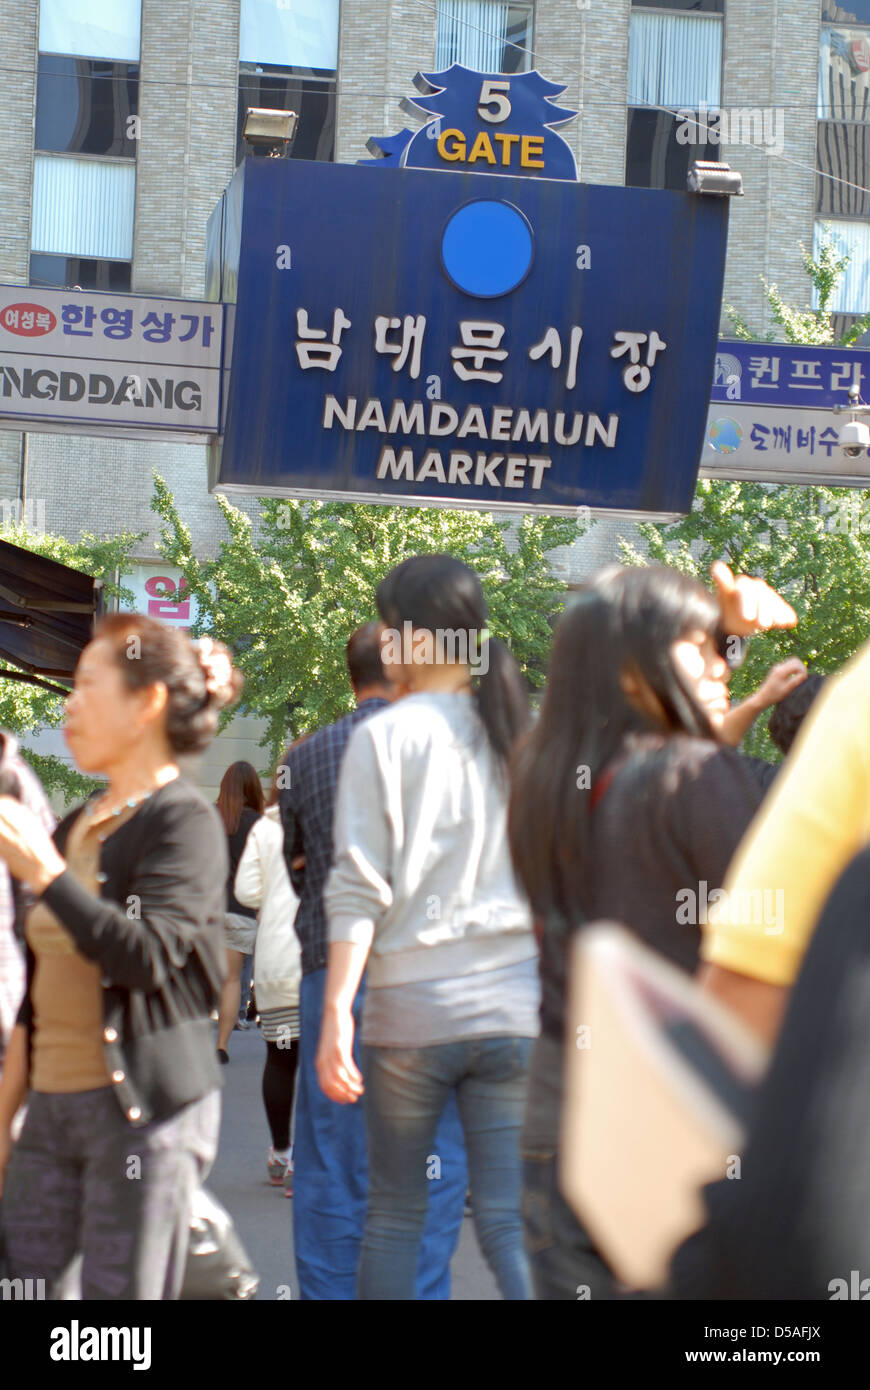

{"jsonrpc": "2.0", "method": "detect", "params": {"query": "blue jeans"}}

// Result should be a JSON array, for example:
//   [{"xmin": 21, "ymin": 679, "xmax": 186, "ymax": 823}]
[
  {"xmin": 293, "ymin": 967, "xmax": 467, "ymax": 1299},
  {"xmin": 521, "ymin": 1033, "xmax": 619, "ymax": 1300},
  {"xmin": 359, "ymin": 1035, "xmax": 534, "ymax": 1301}
]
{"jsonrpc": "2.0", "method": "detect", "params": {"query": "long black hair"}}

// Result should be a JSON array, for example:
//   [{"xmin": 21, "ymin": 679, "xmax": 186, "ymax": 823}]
[
  {"xmin": 375, "ymin": 553, "xmax": 530, "ymax": 765},
  {"xmin": 508, "ymin": 563, "xmax": 722, "ymax": 921}
]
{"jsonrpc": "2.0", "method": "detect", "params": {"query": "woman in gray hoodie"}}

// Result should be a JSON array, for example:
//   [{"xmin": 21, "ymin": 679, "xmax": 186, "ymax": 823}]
[{"xmin": 318, "ymin": 554, "xmax": 538, "ymax": 1301}]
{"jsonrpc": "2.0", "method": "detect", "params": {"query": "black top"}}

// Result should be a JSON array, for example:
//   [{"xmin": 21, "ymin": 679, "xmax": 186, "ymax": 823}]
[
  {"xmin": 539, "ymin": 734, "xmax": 766, "ymax": 1038},
  {"xmin": 224, "ymin": 805, "xmax": 260, "ymax": 918},
  {"xmin": 17, "ymin": 776, "xmax": 227, "ymax": 1126},
  {"xmin": 670, "ymin": 844, "xmax": 870, "ymax": 1298},
  {"xmin": 279, "ymin": 698, "xmax": 388, "ymax": 975}
]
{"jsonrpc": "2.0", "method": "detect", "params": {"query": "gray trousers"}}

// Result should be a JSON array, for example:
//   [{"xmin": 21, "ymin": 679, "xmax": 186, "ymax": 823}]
[{"xmin": 3, "ymin": 1086, "xmax": 220, "ymax": 1300}]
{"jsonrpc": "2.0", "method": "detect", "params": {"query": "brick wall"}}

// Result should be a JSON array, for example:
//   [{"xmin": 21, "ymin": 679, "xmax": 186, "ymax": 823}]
[
  {"xmin": 0, "ymin": 0, "xmax": 38, "ymax": 498},
  {"xmin": 18, "ymin": 0, "xmax": 264, "ymax": 563},
  {"xmin": 134, "ymin": 0, "xmax": 241, "ymax": 300},
  {"xmin": 334, "ymin": 0, "xmax": 436, "ymax": 165},
  {"xmin": 718, "ymin": 0, "xmax": 819, "ymax": 339}
]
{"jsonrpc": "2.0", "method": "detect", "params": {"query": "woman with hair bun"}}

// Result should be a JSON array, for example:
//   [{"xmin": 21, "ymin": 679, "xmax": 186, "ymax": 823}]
[{"xmin": 0, "ymin": 615, "xmax": 242, "ymax": 1300}]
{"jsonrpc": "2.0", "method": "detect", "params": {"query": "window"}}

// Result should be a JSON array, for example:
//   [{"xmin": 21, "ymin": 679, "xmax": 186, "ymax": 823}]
[
  {"xmin": 817, "ymin": 123, "xmax": 870, "ymax": 216},
  {"xmin": 435, "ymin": 2, "xmax": 533, "ymax": 75},
  {"xmin": 36, "ymin": 56, "xmax": 139, "ymax": 158},
  {"xmin": 237, "ymin": 66, "xmax": 336, "ymax": 163},
  {"xmin": 238, "ymin": 1, "xmax": 338, "ymax": 166},
  {"xmin": 819, "ymin": 26, "xmax": 870, "ymax": 120},
  {"xmin": 39, "ymin": 0, "xmax": 141, "ymax": 62},
  {"xmin": 633, "ymin": 0, "xmax": 722, "ymax": 8},
  {"xmin": 625, "ymin": 108, "xmax": 721, "ymax": 189},
  {"xmin": 813, "ymin": 219, "xmax": 870, "ymax": 312},
  {"xmin": 240, "ymin": 0, "xmax": 339, "ymax": 71},
  {"xmin": 628, "ymin": 11, "xmax": 722, "ymax": 108},
  {"xmin": 31, "ymin": 156, "xmax": 135, "ymax": 261},
  {"xmin": 29, "ymin": 254, "xmax": 131, "ymax": 293}
]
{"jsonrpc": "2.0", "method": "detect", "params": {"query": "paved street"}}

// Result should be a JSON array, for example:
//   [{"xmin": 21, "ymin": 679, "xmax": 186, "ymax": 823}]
[{"xmin": 208, "ymin": 1024, "xmax": 499, "ymax": 1300}]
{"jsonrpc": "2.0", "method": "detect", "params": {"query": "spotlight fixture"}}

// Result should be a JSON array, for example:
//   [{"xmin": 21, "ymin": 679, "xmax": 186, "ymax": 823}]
[
  {"xmin": 687, "ymin": 161, "xmax": 744, "ymax": 197},
  {"xmin": 242, "ymin": 108, "xmax": 298, "ymax": 158}
]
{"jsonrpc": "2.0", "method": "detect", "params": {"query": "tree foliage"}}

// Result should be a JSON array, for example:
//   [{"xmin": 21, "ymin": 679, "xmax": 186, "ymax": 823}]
[
  {"xmin": 626, "ymin": 230, "xmax": 870, "ymax": 759},
  {"xmin": 724, "ymin": 226, "xmax": 870, "ymax": 347},
  {"xmin": 151, "ymin": 475, "xmax": 579, "ymax": 769},
  {"xmin": 0, "ymin": 520, "xmax": 140, "ymax": 802}
]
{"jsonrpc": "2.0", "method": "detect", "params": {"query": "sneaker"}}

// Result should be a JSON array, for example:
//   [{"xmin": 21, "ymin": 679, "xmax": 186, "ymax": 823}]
[
  {"xmin": 234, "ymin": 1017, "xmax": 250, "ymax": 1031},
  {"xmin": 217, "ymin": 1048, "xmax": 229, "ymax": 1065},
  {"xmin": 284, "ymin": 1155, "xmax": 294, "ymax": 1198},
  {"xmin": 267, "ymin": 1148, "xmax": 292, "ymax": 1187}
]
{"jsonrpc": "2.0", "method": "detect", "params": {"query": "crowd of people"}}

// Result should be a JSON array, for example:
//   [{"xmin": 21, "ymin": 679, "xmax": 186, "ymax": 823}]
[{"xmin": 0, "ymin": 549, "xmax": 865, "ymax": 1301}]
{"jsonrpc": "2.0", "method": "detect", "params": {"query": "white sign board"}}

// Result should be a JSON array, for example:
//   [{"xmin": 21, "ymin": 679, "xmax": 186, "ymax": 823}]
[
  {"xmin": 122, "ymin": 564, "xmax": 200, "ymax": 631},
  {"xmin": 0, "ymin": 286, "xmax": 223, "ymax": 439},
  {"xmin": 698, "ymin": 403, "xmax": 870, "ymax": 487}
]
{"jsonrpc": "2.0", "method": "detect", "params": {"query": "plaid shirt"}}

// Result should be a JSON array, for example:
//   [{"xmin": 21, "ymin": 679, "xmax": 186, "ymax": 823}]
[
  {"xmin": 0, "ymin": 735, "xmax": 56, "ymax": 1064},
  {"xmin": 279, "ymin": 698, "xmax": 387, "ymax": 976}
]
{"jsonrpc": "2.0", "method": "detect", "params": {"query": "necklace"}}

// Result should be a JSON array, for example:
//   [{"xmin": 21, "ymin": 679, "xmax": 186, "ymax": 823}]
[{"xmin": 86, "ymin": 788, "xmax": 155, "ymax": 841}]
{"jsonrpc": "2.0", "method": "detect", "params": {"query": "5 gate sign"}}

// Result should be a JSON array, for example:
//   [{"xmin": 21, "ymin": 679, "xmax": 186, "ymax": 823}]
[{"xmin": 208, "ymin": 65, "xmax": 732, "ymax": 516}]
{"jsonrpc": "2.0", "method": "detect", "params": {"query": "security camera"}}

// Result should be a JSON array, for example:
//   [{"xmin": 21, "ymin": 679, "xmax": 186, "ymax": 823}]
[{"xmin": 840, "ymin": 418, "xmax": 870, "ymax": 458}]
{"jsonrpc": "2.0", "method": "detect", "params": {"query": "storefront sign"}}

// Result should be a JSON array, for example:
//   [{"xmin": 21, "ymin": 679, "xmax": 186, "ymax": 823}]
[{"xmin": 0, "ymin": 287, "xmax": 223, "ymax": 438}]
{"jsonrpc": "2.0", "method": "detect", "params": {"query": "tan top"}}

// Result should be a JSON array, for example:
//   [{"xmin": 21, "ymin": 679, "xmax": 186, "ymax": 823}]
[{"xmin": 26, "ymin": 799, "xmax": 140, "ymax": 1093}]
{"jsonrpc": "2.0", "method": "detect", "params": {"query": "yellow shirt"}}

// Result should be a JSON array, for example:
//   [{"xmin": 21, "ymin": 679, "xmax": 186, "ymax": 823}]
[{"xmin": 701, "ymin": 640, "xmax": 870, "ymax": 986}]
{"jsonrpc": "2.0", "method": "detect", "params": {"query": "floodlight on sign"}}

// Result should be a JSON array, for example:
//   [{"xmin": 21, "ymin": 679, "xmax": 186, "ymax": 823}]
[
  {"xmin": 243, "ymin": 108, "xmax": 298, "ymax": 157},
  {"xmin": 688, "ymin": 161, "xmax": 744, "ymax": 197}
]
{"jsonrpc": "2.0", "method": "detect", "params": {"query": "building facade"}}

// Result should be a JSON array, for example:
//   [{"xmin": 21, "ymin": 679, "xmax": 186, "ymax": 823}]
[{"xmin": 0, "ymin": 0, "xmax": 863, "ymax": 786}]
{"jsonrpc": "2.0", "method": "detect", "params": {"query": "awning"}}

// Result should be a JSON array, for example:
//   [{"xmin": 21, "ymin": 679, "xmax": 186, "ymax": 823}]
[{"xmin": 0, "ymin": 540, "xmax": 104, "ymax": 694}]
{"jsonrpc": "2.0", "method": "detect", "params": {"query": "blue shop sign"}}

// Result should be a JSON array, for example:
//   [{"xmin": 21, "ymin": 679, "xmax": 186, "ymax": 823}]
[{"xmin": 712, "ymin": 340, "xmax": 870, "ymax": 411}]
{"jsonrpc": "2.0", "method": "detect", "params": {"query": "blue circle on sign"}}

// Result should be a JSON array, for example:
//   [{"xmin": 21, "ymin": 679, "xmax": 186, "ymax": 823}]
[{"xmin": 441, "ymin": 200, "xmax": 534, "ymax": 298}]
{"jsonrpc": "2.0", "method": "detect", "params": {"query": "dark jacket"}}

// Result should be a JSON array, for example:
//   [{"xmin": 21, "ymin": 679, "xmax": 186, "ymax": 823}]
[
  {"xmin": 279, "ymin": 697, "xmax": 388, "ymax": 975},
  {"xmin": 539, "ymin": 735, "xmax": 766, "ymax": 1039},
  {"xmin": 16, "ymin": 776, "xmax": 227, "ymax": 1127},
  {"xmin": 224, "ymin": 805, "xmax": 260, "ymax": 919}
]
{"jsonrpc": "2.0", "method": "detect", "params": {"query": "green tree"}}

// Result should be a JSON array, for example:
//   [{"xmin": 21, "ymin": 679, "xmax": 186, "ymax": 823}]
[
  {"xmin": 0, "ymin": 519, "xmax": 140, "ymax": 802},
  {"xmin": 151, "ymin": 475, "xmax": 579, "ymax": 769},
  {"xmin": 725, "ymin": 225, "xmax": 870, "ymax": 347},
  {"xmin": 624, "ymin": 229, "xmax": 870, "ymax": 758}
]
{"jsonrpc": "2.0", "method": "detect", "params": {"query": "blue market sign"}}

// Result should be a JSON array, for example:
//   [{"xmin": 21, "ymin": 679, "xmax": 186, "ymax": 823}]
[
  {"xmin": 209, "ymin": 68, "xmax": 731, "ymax": 516},
  {"xmin": 712, "ymin": 339, "xmax": 870, "ymax": 410}
]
